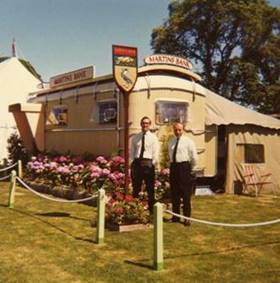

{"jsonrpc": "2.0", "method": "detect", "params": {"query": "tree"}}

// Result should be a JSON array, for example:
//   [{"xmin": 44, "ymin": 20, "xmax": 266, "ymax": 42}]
[{"xmin": 151, "ymin": 0, "xmax": 280, "ymax": 114}]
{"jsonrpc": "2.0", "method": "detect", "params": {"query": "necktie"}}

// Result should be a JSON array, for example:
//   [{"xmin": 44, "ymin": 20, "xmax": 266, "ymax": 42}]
[
  {"xmin": 172, "ymin": 138, "xmax": 179, "ymax": 163},
  {"xmin": 139, "ymin": 132, "xmax": 146, "ymax": 159}
]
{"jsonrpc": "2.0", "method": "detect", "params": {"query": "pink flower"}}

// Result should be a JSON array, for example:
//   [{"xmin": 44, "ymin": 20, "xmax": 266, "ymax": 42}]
[
  {"xmin": 49, "ymin": 162, "xmax": 58, "ymax": 169},
  {"xmin": 155, "ymin": 180, "xmax": 162, "ymax": 187},
  {"xmin": 111, "ymin": 156, "xmax": 125, "ymax": 164},
  {"xmin": 108, "ymin": 173, "xmax": 117, "ymax": 182},
  {"xmin": 90, "ymin": 165, "xmax": 102, "ymax": 173},
  {"xmin": 101, "ymin": 168, "xmax": 110, "ymax": 176},
  {"xmin": 115, "ymin": 207, "xmax": 124, "ymax": 215},
  {"xmin": 72, "ymin": 156, "xmax": 83, "ymax": 164},
  {"xmin": 160, "ymin": 168, "xmax": 170, "ymax": 176},
  {"xmin": 90, "ymin": 172, "xmax": 101, "ymax": 178},
  {"xmin": 59, "ymin": 156, "xmax": 68, "ymax": 163},
  {"xmin": 125, "ymin": 195, "xmax": 134, "ymax": 203},
  {"xmin": 57, "ymin": 166, "xmax": 70, "ymax": 174},
  {"xmin": 115, "ymin": 191, "xmax": 125, "ymax": 201},
  {"xmin": 96, "ymin": 156, "xmax": 108, "ymax": 164}
]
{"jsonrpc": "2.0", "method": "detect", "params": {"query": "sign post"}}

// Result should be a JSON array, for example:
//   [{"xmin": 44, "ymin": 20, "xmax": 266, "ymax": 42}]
[{"xmin": 112, "ymin": 45, "xmax": 138, "ymax": 192}]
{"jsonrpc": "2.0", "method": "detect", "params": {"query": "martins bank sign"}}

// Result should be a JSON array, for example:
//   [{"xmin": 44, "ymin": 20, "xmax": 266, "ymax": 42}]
[{"xmin": 144, "ymin": 54, "xmax": 192, "ymax": 70}]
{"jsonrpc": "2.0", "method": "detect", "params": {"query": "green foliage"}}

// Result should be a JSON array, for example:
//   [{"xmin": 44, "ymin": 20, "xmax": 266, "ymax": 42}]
[
  {"xmin": 158, "ymin": 125, "xmax": 173, "ymax": 168},
  {"xmin": 151, "ymin": 0, "xmax": 280, "ymax": 114},
  {"xmin": 7, "ymin": 132, "xmax": 30, "ymax": 164}
]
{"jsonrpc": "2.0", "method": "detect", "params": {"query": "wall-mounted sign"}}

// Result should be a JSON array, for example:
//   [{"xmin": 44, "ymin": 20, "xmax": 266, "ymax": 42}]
[
  {"xmin": 112, "ymin": 45, "xmax": 138, "ymax": 93},
  {"xmin": 50, "ymin": 66, "xmax": 95, "ymax": 88},
  {"xmin": 144, "ymin": 54, "xmax": 192, "ymax": 70}
]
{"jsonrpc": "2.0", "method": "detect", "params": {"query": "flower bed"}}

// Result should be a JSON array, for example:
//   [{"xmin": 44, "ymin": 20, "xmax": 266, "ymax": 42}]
[
  {"xmin": 24, "ymin": 154, "xmax": 171, "ymax": 226},
  {"xmin": 106, "ymin": 190, "xmax": 150, "ymax": 225},
  {"xmin": 25, "ymin": 154, "xmax": 125, "ymax": 194}
]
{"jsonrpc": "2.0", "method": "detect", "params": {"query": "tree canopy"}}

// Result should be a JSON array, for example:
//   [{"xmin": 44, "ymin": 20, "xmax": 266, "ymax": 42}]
[{"xmin": 151, "ymin": 0, "xmax": 280, "ymax": 114}]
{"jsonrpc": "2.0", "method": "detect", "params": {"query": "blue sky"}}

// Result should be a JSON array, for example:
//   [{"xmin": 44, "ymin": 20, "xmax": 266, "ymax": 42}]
[{"xmin": 1, "ymin": 0, "xmax": 279, "ymax": 81}]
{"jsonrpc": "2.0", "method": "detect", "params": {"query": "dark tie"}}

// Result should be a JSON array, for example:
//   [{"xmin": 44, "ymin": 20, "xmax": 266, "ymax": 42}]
[
  {"xmin": 172, "ymin": 138, "xmax": 179, "ymax": 163},
  {"xmin": 139, "ymin": 132, "xmax": 146, "ymax": 159}
]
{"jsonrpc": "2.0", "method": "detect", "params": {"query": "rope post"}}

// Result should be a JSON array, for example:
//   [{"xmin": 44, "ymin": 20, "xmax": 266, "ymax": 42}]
[
  {"xmin": 153, "ymin": 202, "xmax": 164, "ymax": 271},
  {"xmin": 96, "ymin": 188, "xmax": 105, "ymax": 244},
  {"xmin": 18, "ymin": 160, "xmax": 23, "ymax": 179},
  {"xmin": 8, "ymin": 170, "xmax": 17, "ymax": 208}
]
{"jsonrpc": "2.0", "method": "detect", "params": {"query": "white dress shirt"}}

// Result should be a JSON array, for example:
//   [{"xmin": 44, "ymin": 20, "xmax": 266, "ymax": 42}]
[
  {"xmin": 168, "ymin": 135, "xmax": 198, "ymax": 168},
  {"xmin": 130, "ymin": 130, "xmax": 159, "ymax": 165}
]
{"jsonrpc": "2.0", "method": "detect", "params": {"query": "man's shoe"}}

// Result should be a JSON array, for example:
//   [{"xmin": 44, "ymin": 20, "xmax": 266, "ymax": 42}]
[{"xmin": 183, "ymin": 220, "xmax": 191, "ymax": 226}]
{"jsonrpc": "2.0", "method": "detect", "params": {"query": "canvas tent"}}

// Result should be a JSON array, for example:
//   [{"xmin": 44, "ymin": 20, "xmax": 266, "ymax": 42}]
[
  {"xmin": 0, "ymin": 57, "xmax": 41, "ymax": 161},
  {"xmin": 205, "ymin": 89, "xmax": 280, "ymax": 194}
]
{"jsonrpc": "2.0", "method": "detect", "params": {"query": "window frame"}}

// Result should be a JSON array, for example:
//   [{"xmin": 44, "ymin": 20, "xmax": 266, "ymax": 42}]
[
  {"xmin": 155, "ymin": 100, "xmax": 189, "ymax": 125},
  {"xmin": 237, "ymin": 143, "xmax": 265, "ymax": 164},
  {"xmin": 96, "ymin": 100, "xmax": 118, "ymax": 124},
  {"xmin": 46, "ymin": 104, "xmax": 68, "ymax": 127}
]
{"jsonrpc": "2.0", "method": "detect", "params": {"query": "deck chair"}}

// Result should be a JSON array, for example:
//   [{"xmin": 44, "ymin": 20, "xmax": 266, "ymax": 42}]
[{"xmin": 241, "ymin": 164, "xmax": 275, "ymax": 197}]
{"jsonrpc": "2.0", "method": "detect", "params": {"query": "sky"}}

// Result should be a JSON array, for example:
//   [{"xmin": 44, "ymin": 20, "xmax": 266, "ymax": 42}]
[{"xmin": 1, "ymin": 0, "xmax": 279, "ymax": 82}]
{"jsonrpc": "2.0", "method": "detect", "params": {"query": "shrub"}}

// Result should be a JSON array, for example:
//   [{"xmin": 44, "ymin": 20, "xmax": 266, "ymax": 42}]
[{"xmin": 7, "ymin": 132, "xmax": 30, "ymax": 165}]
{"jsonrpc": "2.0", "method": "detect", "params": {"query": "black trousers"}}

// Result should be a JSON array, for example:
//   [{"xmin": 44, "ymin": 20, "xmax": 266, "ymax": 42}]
[
  {"xmin": 170, "ymin": 161, "xmax": 193, "ymax": 218},
  {"xmin": 131, "ymin": 159, "xmax": 155, "ymax": 213}
]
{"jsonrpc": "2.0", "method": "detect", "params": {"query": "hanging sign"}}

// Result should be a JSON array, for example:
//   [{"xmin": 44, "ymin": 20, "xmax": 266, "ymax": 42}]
[{"xmin": 112, "ymin": 45, "xmax": 138, "ymax": 93}]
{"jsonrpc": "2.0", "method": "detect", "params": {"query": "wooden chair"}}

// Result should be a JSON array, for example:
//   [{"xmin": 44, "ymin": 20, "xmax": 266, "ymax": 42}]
[{"xmin": 241, "ymin": 164, "xmax": 275, "ymax": 197}]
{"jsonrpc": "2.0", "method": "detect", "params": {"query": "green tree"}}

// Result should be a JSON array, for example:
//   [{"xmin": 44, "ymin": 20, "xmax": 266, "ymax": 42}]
[{"xmin": 151, "ymin": 0, "xmax": 280, "ymax": 114}]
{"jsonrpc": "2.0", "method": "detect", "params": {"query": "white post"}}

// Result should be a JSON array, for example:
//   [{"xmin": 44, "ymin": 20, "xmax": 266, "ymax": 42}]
[
  {"xmin": 96, "ymin": 188, "xmax": 105, "ymax": 244},
  {"xmin": 8, "ymin": 170, "xmax": 17, "ymax": 208},
  {"xmin": 18, "ymin": 160, "xmax": 23, "ymax": 179},
  {"xmin": 153, "ymin": 202, "xmax": 164, "ymax": 270}
]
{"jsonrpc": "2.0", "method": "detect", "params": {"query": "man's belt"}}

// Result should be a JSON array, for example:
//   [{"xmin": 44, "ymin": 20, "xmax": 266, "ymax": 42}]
[
  {"xmin": 134, "ymin": 158, "xmax": 153, "ymax": 168},
  {"xmin": 171, "ymin": 161, "xmax": 190, "ymax": 165}
]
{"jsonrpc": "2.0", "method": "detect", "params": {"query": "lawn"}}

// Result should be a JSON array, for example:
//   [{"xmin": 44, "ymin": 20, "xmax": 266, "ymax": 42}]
[{"xmin": 0, "ymin": 181, "xmax": 279, "ymax": 283}]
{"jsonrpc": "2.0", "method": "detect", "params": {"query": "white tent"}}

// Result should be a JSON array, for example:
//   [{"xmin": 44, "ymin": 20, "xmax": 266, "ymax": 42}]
[{"xmin": 0, "ymin": 57, "xmax": 41, "ymax": 161}]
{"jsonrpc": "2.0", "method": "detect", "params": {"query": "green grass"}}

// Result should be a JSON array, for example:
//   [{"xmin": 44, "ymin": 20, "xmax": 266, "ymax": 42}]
[{"xmin": 0, "ymin": 181, "xmax": 279, "ymax": 283}]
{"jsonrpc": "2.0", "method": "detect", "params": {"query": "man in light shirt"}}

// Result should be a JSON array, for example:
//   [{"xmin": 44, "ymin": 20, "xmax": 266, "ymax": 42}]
[
  {"xmin": 168, "ymin": 122, "xmax": 198, "ymax": 226},
  {"xmin": 130, "ymin": 116, "xmax": 159, "ymax": 214}
]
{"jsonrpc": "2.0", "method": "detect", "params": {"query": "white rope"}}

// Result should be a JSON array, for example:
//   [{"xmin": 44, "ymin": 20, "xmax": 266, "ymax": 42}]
[
  {"xmin": 0, "ymin": 162, "xmax": 18, "ymax": 172},
  {"xmin": 165, "ymin": 210, "xmax": 280, "ymax": 227},
  {"xmin": 16, "ymin": 177, "xmax": 98, "ymax": 203},
  {"xmin": 0, "ymin": 174, "xmax": 11, "ymax": 181}
]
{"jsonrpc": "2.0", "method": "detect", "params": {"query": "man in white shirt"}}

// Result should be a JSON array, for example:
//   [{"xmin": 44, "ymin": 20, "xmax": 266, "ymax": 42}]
[
  {"xmin": 130, "ymin": 116, "xmax": 159, "ymax": 214},
  {"xmin": 168, "ymin": 122, "xmax": 198, "ymax": 226}
]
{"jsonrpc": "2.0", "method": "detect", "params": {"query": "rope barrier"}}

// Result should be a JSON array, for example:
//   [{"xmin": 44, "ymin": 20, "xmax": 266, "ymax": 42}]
[
  {"xmin": 0, "ymin": 174, "xmax": 11, "ymax": 181},
  {"xmin": 16, "ymin": 177, "xmax": 99, "ymax": 203},
  {"xmin": 165, "ymin": 209, "xmax": 280, "ymax": 227},
  {"xmin": 0, "ymin": 162, "xmax": 18, "ymax": 172}
]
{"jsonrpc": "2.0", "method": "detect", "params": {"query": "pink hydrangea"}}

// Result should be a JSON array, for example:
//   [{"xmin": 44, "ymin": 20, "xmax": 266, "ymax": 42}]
[
  {"xmin": 91, "ymin": 172, "xmax": 101, "ymax": 178},
  {"xmin": 49, "ymin": 162, "xmax": 58, "ymax": 169},
  {"xmin": 101, "ymin": 168, "xmax": 111, "ymax": 176},
  {"xmin": 57, "ymin": 166, "xmax": 70, "ymax": 174},
  {"xmin": 155, "ymin": 180, "xmax": 162, "ymax": 187},
  {"xmin": 160, "ymin": 168, "xmax": 170, "ymax": 176},
  {"xmin": 90, "ymin": 164, "xmax": 102, "ymax": 174},
  {"xmin": 96, "ymin": 156, "xmax": 108, "ymax": 164},
  {"xmin": 58, "ymin": 156, "xmax": 68, "ymax": 163}
]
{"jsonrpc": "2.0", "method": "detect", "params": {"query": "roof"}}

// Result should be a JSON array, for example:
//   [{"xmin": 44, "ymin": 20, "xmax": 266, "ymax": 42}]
[
  {"xmin": 0, "ymin": 56, "xmax": 42, "ymax": 81},
  {"xmin": 205, "ymin": 89, "xmax": 280, "ymax": 130},
  {"xmin": 0, "ymin": 57, "xmax": 41, "ymax": 126}
]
